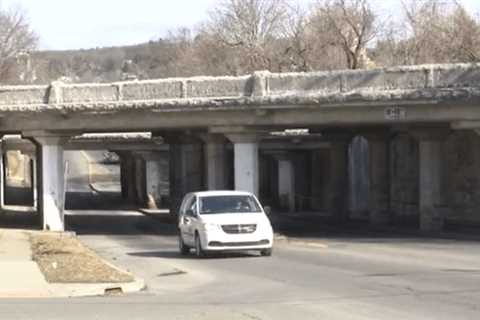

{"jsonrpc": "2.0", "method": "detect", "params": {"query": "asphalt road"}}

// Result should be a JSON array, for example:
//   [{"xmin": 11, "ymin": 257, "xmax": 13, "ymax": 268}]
[{"xmin": 2, "ymin": 211, "xmax": 480, "ymax": 320}]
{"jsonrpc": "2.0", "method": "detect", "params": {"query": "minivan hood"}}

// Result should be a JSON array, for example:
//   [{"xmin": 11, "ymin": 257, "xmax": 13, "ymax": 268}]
[{"xmin": 199, "ymin": 212, "xmax": 270, "ymax": 225}]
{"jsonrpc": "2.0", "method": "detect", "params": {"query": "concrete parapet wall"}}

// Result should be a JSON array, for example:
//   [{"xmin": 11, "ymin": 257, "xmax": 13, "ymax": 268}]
[
  {"xmin": 0, "ymin": 63, "xmax": 479, "ymax": 108},
  {"xmin": 0, "ymin": 85, "xmax": 48, "ymax": 105},
  {"xmin": 61, "ymin": 84, "xmax": 119, "ymax": 103},
  {"xmin": 121, "ymin": 80, "xmax": 183, "ymax": 101},
  {"xmin": 185, "ymin": 76, "xmax": 251, "ymax": 98}
]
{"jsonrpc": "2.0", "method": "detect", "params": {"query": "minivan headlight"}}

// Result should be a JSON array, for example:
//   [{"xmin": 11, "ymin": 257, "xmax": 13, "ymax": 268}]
[{"xmin": 202, "ymin": 223, "xmax": 220, "ymax": 231}]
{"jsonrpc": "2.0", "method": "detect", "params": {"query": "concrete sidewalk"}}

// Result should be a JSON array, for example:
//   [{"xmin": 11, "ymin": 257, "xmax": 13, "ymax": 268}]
[
  {"xmin": 0, "ymin": 230, "xmax": 51, "ymax": 298},
  {"xmin": 0, "ymin": 229, "xmax": 145, "ymax": 298}
]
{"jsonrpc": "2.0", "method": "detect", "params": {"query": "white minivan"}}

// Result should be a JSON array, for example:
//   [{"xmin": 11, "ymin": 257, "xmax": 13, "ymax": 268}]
[{"xmin": 177, "ymin": 191, "xmax": 274, "ymax": 257}]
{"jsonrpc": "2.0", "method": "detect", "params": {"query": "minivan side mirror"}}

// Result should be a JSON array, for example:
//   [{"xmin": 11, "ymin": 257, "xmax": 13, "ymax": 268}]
[{"xmin": 264, "ymin": 206, "xmax": 272, "ymax": 216}]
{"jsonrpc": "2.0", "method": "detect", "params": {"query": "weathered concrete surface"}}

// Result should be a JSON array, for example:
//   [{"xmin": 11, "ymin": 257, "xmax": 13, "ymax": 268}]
[
  {"xmin": 327, "ymin": 139, "xmax": 350, "ymax": 222},
  {"xmin": 445, "ymin": 131, "xmax": 480, "ymax": 224},
  {"xmin": 227, "ymin": 134, "xmax": 260, "ymax": 196},
  {"xmin": 367, "ymin": 135, "xmax": 390, "ymax": 226},
  {"xmin": 203, "ymin": 134, "xmax": 229, "ymax": 191},
  {"xmin": 390, "ymin": 134, "xmax": 420, "ymax": 225},
  {"xmin": 0, "ymin": 229, "xmax": 51, "ymax": 298},
  {"xmin": 34, "ymin": 136, "xmax": 66, "ymax": 231},
  {"xmin": 168, "ymin": 136, "xmax": 204, "ymax": 214},
  {"xmin": 418, "ymin": 136, "xmax": 448, "ymax": 232},
  {"xmin": 0, "ymin": 64, "xmax": 478, "ymax": 132},
  {"xmin": 0, "ymin": 228, "xmax": 145, "ymax": 298}
]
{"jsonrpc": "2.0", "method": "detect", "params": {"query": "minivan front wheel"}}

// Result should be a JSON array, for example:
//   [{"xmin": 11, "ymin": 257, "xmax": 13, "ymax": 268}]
[
  {"xmin": 261, "ymin": 248, "xmax": 272, "ymax": 257},
  {"xmin": 178, "ymin": 233, "xmax": 190, "ymax": 255},
  {"xmin": 195, "ymin": 233, "xmax": 205, "ymax": 258}
]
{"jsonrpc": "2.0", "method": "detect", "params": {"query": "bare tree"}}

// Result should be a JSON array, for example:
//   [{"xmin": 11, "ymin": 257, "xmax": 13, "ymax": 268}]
[
  {"xmin": 398, "ymin": 0, "xmax": 480, "ymax": 65},
  {"xmin": 310, "ymin": 0, "xmax": 377, "ymax": 69},
  {"xmin": 437, "ymin": 4, "xmax": 480, "ymax": 62},
  {"xmin": 202, "ymin": 0, "xmax": 289, "ymax": 73},
  {"xmin": 280, "ymin": 3, "xmax": 312, "ymax": 72},
  {"xmin": 0, "ymin": 5, "xmax": 38, "ymax": 82}
]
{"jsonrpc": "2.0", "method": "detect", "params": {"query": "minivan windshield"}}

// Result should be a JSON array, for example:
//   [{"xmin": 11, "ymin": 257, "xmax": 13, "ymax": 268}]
[{"xmin": 199, "ymin": 195, "xmax": 262, "ymax": 215}]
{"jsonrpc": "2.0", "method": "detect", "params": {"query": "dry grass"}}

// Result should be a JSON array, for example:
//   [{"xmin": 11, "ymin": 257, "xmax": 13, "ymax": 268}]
[{"xmin": 30, "ymin": 233, "xmax": 134, "ymax": 283}]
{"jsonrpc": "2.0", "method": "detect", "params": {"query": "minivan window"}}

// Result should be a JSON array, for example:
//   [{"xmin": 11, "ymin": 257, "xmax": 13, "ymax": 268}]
[
  {"xmin": 199, "ymin": 195, "xmax": 261, "ymax": 214},
  {"xmin": 190, "ymin": 198, "xmax": 198, "ymax": 215}
]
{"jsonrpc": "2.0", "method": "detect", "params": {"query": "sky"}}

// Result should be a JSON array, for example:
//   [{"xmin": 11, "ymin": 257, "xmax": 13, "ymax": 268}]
[{"xmin": 2, "ymin": 0, "xmax": 480, "ymax": 51}]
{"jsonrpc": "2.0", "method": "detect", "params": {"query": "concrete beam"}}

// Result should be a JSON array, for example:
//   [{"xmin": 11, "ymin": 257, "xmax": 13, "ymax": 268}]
[{"xmin": 0, "ymin": 64, "xmax": 478, "ymax": 132}]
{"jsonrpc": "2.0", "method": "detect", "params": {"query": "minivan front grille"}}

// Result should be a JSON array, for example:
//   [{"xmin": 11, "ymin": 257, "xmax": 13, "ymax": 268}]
[{"xmin": 221, "ymin": 224, "xmax": 257, "ymax": 234}]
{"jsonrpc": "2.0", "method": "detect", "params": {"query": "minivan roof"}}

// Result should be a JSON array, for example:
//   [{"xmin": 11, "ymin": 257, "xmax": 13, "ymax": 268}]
[{"xmin": 192, "ymin": 190, "xmax": 255, "ymax": 197}]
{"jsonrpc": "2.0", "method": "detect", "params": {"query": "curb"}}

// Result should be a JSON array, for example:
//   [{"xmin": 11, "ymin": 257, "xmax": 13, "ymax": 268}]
[
  {"xmin": 139, "ymin": 208, "xmax": 176, "ymax": 224},
  {"xmin": 274, "ymin": 234, "xmax": 329, "ymax": 249},
  {"xmin": 28, "ymin": 230, "xmax": 146, "ymax": 298},
  {"xmin": 48, "ymin": 277, "xmax": 145, "ymax": 298},
  {"xmin": 70, "ymin": 238, "xmax": 147, "ymax": 297}
]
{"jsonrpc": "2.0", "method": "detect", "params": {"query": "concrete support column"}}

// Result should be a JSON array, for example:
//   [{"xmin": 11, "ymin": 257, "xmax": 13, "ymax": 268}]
[
  {"xmin": 326, "ymin": 137, "xmax": 351, "ymax": 222},
  {"xmin": 118, "ymin": 152, "xmax": 136, "ymax": 203},
  {"xmin": 134, "ymin": 151, "xmax": 169, "ymax": 209},
  {"xmin": 272, "ymin": 153, "xmax": 295, "ymax": 212},
  {"xmin": 167, "ymin": 134, "xmax": 204, "ymax": 215},
  {"xmin": 0, "ymin": 141, "xmax": 4, "ymax": 210},
  {"xmin": 25, "ymin": 150, "xmax": 38, "ymax": 210},
  {"xmin": 32, "ymin": 156, "xmax": 37, "ymax": 209},
  {"xmin": 416, "ymin": 133, "xmax": 448, "ymax": 232},
  {"xmin": 279, "ymin": 158, "xmax": 295, "ymax": 212},
  {"xmin": 365, "ymin": 134, "xmax": 390, "ymax": 226},
  {"xmin": 145, "ymin": 154, "xmax": 165, "ymax": 209},
  {"xmin": 133, "ymin": 154, "xmax": 147, "ymax": 205},
  {"xmin": 310, "ymin": 149, "xmax": 329, "ymax": 211},
  {"xmin": 202, "ymin": 134, "xmax": 229, "ymax": 190},
  {"xmin": 226, "ymin": 134, "xmax": 260, "ymax": 196},
  {"xmin": 33, "ymin": 135, "xmax": 67, "ymax": 231}
]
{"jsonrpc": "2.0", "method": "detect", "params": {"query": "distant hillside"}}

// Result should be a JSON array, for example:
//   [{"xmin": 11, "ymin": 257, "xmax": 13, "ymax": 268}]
[{"xmin": 19, "ymin": 39, "xmax": 197, "ymax": 84}]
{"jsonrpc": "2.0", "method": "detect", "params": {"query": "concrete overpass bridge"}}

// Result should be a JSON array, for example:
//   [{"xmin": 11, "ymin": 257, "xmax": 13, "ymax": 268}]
[{"xmin": 1, "ymin": 63, "xmax": 480, "ymax": 232}]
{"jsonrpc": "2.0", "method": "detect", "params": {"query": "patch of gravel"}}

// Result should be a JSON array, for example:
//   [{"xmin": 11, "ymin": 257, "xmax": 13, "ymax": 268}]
[{"xmin": 30, "ymin": 233, "xmax": 134, "ymax": 283}]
